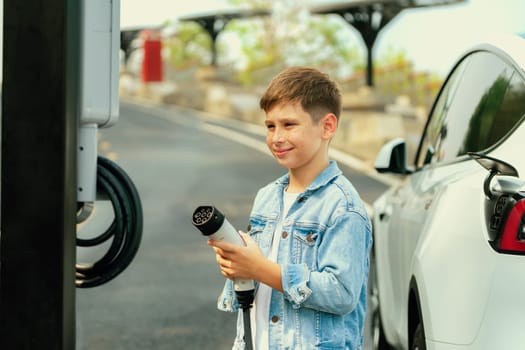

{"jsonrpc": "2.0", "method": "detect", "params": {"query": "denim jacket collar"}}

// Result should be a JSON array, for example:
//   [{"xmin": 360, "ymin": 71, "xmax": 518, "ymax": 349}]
[{"xmin": 275, "ymin": 160, "xmax": 342, "ymax": 193}]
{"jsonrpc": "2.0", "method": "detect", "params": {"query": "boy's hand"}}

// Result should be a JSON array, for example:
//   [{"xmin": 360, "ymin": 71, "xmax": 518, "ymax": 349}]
[
  {"xmin": 208, "ymin": 231, "xmax": 283, "ymax": 292},
  {"xmin": 207, "ymin": 231, "xmax": 263, "ymax": 281}
]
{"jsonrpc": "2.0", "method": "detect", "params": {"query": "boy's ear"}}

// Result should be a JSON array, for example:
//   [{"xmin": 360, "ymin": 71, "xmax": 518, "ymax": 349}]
[{"xmin": 320, "ymin": 113, "xmax": 338, "ymax": 140}]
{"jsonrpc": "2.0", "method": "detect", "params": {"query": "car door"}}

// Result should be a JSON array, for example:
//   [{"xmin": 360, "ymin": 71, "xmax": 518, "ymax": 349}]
[{"xmin": 376, "ymin": 54, "xmax": 467, "ymax": 337}]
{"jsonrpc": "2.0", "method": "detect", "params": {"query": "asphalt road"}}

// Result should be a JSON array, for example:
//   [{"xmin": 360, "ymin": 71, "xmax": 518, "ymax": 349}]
[{"xmin": 76, "ymin": 101, "xmax": 389, "ymax": 350}]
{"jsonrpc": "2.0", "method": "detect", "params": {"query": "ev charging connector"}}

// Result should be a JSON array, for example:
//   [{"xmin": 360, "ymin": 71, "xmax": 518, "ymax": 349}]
[{"xmin": 192, "ymin": 206, "xmax": 255, "ymax": 350}]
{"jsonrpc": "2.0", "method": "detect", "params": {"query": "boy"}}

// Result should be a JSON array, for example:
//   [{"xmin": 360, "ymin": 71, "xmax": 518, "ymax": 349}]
[{"xmin": 208, "ymin": 66, "xmax": 372, "ymax": 350}]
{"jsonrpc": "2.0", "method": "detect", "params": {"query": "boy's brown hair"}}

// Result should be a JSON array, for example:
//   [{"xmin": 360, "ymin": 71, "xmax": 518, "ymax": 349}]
[{"xmin": 259, "ymin": 66, "xmax": 342, "ymax": 122}]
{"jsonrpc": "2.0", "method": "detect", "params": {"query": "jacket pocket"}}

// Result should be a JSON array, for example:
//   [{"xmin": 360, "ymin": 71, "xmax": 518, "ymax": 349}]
[{"xmin": 291, "ymin": 224, "xmax": 323, "ymax": 268}]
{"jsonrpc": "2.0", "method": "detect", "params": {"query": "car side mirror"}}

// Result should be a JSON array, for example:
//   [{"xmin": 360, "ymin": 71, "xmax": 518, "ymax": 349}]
[{"xmin": 374, "ymin": 138, "xmax": 411, "ymax": 175}]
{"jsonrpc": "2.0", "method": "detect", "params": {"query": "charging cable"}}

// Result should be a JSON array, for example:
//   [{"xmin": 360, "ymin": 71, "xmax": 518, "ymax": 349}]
[
  {"xmin": 192, "ymin": 205, "xmax": 255, "ymax": 350},
  {"xmin": 76, "ymin": 156, "xmax": 143, "ymax": 288}
]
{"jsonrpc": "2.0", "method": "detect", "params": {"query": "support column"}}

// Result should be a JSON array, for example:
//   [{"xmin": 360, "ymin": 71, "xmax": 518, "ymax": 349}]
[{"xmin": 1, "ymin": 0, "xmax": 80, "ymax": 348}]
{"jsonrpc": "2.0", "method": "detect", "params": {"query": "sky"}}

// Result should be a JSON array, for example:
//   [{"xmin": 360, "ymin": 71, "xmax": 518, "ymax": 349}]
[{"xmin": 121, "ymin": 0, "xmax": 525, "ymax": 75}]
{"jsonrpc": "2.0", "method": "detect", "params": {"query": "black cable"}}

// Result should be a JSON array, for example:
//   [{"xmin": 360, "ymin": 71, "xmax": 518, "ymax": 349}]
[
  {"xmin": 236, "ymin": 290, "xmax": 255, "ymax": 350},
  {"xmin": 76, "ymin": 156, "xmax": 143, "ymax": 288},
  {"xmin": 243, "ymin": 308, "xmax": 253, "ymax": 350}
]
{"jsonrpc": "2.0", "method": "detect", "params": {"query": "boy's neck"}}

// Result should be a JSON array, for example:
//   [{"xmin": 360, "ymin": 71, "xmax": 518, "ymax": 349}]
[{"xmin": 287, "ymin": 158, "xmax": 329, "ymax": 193}]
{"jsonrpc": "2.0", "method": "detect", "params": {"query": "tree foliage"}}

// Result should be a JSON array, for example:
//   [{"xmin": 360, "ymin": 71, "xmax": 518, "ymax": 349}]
[
  {"xmin": 162, "ymin": 0, "xmax": 364, "ymax": 83},
  {"xmin": 163, "ymin": 21, "xmax": 212, "ymax": 69},
  {"xmin": 163, "ymin": 0, "xmax": 437, "ymax": 87}
]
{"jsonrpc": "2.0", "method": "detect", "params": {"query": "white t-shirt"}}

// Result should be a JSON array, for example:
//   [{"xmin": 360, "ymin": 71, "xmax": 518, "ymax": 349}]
[{"xmin": 251, "ymin": 190, "xmax": 299, "ymax": 350}]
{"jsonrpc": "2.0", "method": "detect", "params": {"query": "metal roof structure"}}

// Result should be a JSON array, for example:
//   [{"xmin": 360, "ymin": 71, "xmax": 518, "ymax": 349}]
[
  {"xmin": 310, "ymin": 0, "xmax": 466, "ymax": 86},
  {"xmin": 179, "ymin": 8, "xmax": 271, "ymax": 66},
  {"xmin": 129, "ymin": 1, "xmax": 465, "ymax": 85}
]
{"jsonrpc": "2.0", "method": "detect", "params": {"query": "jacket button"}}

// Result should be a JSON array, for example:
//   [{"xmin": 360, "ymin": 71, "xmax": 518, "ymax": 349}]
[
  {"xmin": 247, "ymin": 224, "xmax": 251, "ymax": 231},
  {"xmin": 271, "ymin": 315, "xmax": 280, "ymax": 323},
  {"xmin": 281, "ymin": 231, "xmax": 288, "ymax": 239},
  {"xmin": 306, "ymin": 232, "xmax": 314, "ymax": 242}
]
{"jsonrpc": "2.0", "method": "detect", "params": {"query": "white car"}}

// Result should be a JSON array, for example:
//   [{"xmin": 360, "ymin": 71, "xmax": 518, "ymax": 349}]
[{"xmin": 370, "ymin": 33, "xmax": 525, "ymax": 350}]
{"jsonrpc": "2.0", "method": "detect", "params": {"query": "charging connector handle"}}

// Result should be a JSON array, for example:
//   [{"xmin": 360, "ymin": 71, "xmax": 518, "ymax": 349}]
[
  {"xmin": 192, "ymin": 205, "xmax": 255, "ymax": 350},
  {"xmin": 192, "ymin": 206, "xmax": 255, "ymax": 292}
]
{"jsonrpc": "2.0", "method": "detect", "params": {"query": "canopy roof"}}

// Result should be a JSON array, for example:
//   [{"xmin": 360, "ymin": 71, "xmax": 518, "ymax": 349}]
[
  {"xmin": 310, "ymin": 0, "xmax": 466, "ymax": 85},
  {"xmin": 178, "ymin": 8, "xmax": 271, "ymax": 24},
  {"xmin": 124, "ymin": 1, "xmax": 466, "ymax": 84},
  {"xmin": 179, "ymin": 8, "xmax": 271, "ymax": 66},
  {"xmin": 310, "ymin": 0, "xmax": 465, "ymax": 14}
]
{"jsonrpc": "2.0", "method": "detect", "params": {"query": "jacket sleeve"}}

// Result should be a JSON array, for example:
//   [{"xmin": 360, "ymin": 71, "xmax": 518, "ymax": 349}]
[{"xmin": 217, "ymin": 279, "xmax": 240, "ymax": 312}]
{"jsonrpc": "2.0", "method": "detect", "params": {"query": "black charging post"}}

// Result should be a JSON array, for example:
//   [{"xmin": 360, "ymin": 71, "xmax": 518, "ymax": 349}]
[{"xmin": 1, "ymin": 0, "xmax": 80, "ymax": 348}]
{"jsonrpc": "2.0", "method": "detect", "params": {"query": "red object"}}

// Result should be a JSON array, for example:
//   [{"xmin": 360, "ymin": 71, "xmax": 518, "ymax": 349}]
[
  {"xmin": 141, "ymin": 30, "xmax": 163, "ymax": 82},
  {"xmin": 499, "ymin": 199, "xmax": 525, "ymax": 253}
]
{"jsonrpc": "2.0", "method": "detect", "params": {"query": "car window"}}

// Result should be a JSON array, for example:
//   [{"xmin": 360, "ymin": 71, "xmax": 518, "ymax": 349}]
[
  {"xmin": 458, "ymin": 68, "xmax": 525, "ymax": 156},
  {"xmin": 483, "ymin": 73, "xmax": 525, "ymax": 146},
  {"xmin": 416, "ymin": 51, "xmax": 525, "ymax": 167},
  {"xmin": 416, "ymin": 56, "xmax": 468, "ymax": 167}
]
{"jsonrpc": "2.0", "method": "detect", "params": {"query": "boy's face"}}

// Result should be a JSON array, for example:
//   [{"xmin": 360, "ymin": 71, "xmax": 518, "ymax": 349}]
[{"xmin": 264, "ymin": 101, "xmax": 334, "ymax": 173}]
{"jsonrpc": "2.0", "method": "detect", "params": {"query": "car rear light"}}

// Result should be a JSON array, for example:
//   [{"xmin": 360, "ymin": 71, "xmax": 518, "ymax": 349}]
[{"xmin": 498, "ymin": 199, "xmax": 525, "ymax": 253}]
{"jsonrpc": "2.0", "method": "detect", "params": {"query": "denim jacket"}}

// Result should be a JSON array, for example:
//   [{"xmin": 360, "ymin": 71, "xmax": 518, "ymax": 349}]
[{"xmin": 217, "ymin": 161, "xmax": 372, "ymax": 350}]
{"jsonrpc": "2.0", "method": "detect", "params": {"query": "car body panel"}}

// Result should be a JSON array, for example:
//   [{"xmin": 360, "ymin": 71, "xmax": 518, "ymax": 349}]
[{"xmin": 414, "ymin": 169, "xmax": 495, "ymax": 344}]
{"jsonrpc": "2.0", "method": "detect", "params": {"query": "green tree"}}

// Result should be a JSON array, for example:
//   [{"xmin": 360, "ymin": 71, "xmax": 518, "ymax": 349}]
[
  {"xmin": 163, "ymin": 21, "xmax": 212, "ymax": 69},
  {"xmin": 225, "ymin": 0, "xmax": 362, "ymax": 84}
]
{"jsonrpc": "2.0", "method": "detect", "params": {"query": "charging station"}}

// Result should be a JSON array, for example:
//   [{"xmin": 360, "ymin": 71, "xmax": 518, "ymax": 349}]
[{"xmin": 76, "ymin": 0, "xmax": 143, "ymax": 289}]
